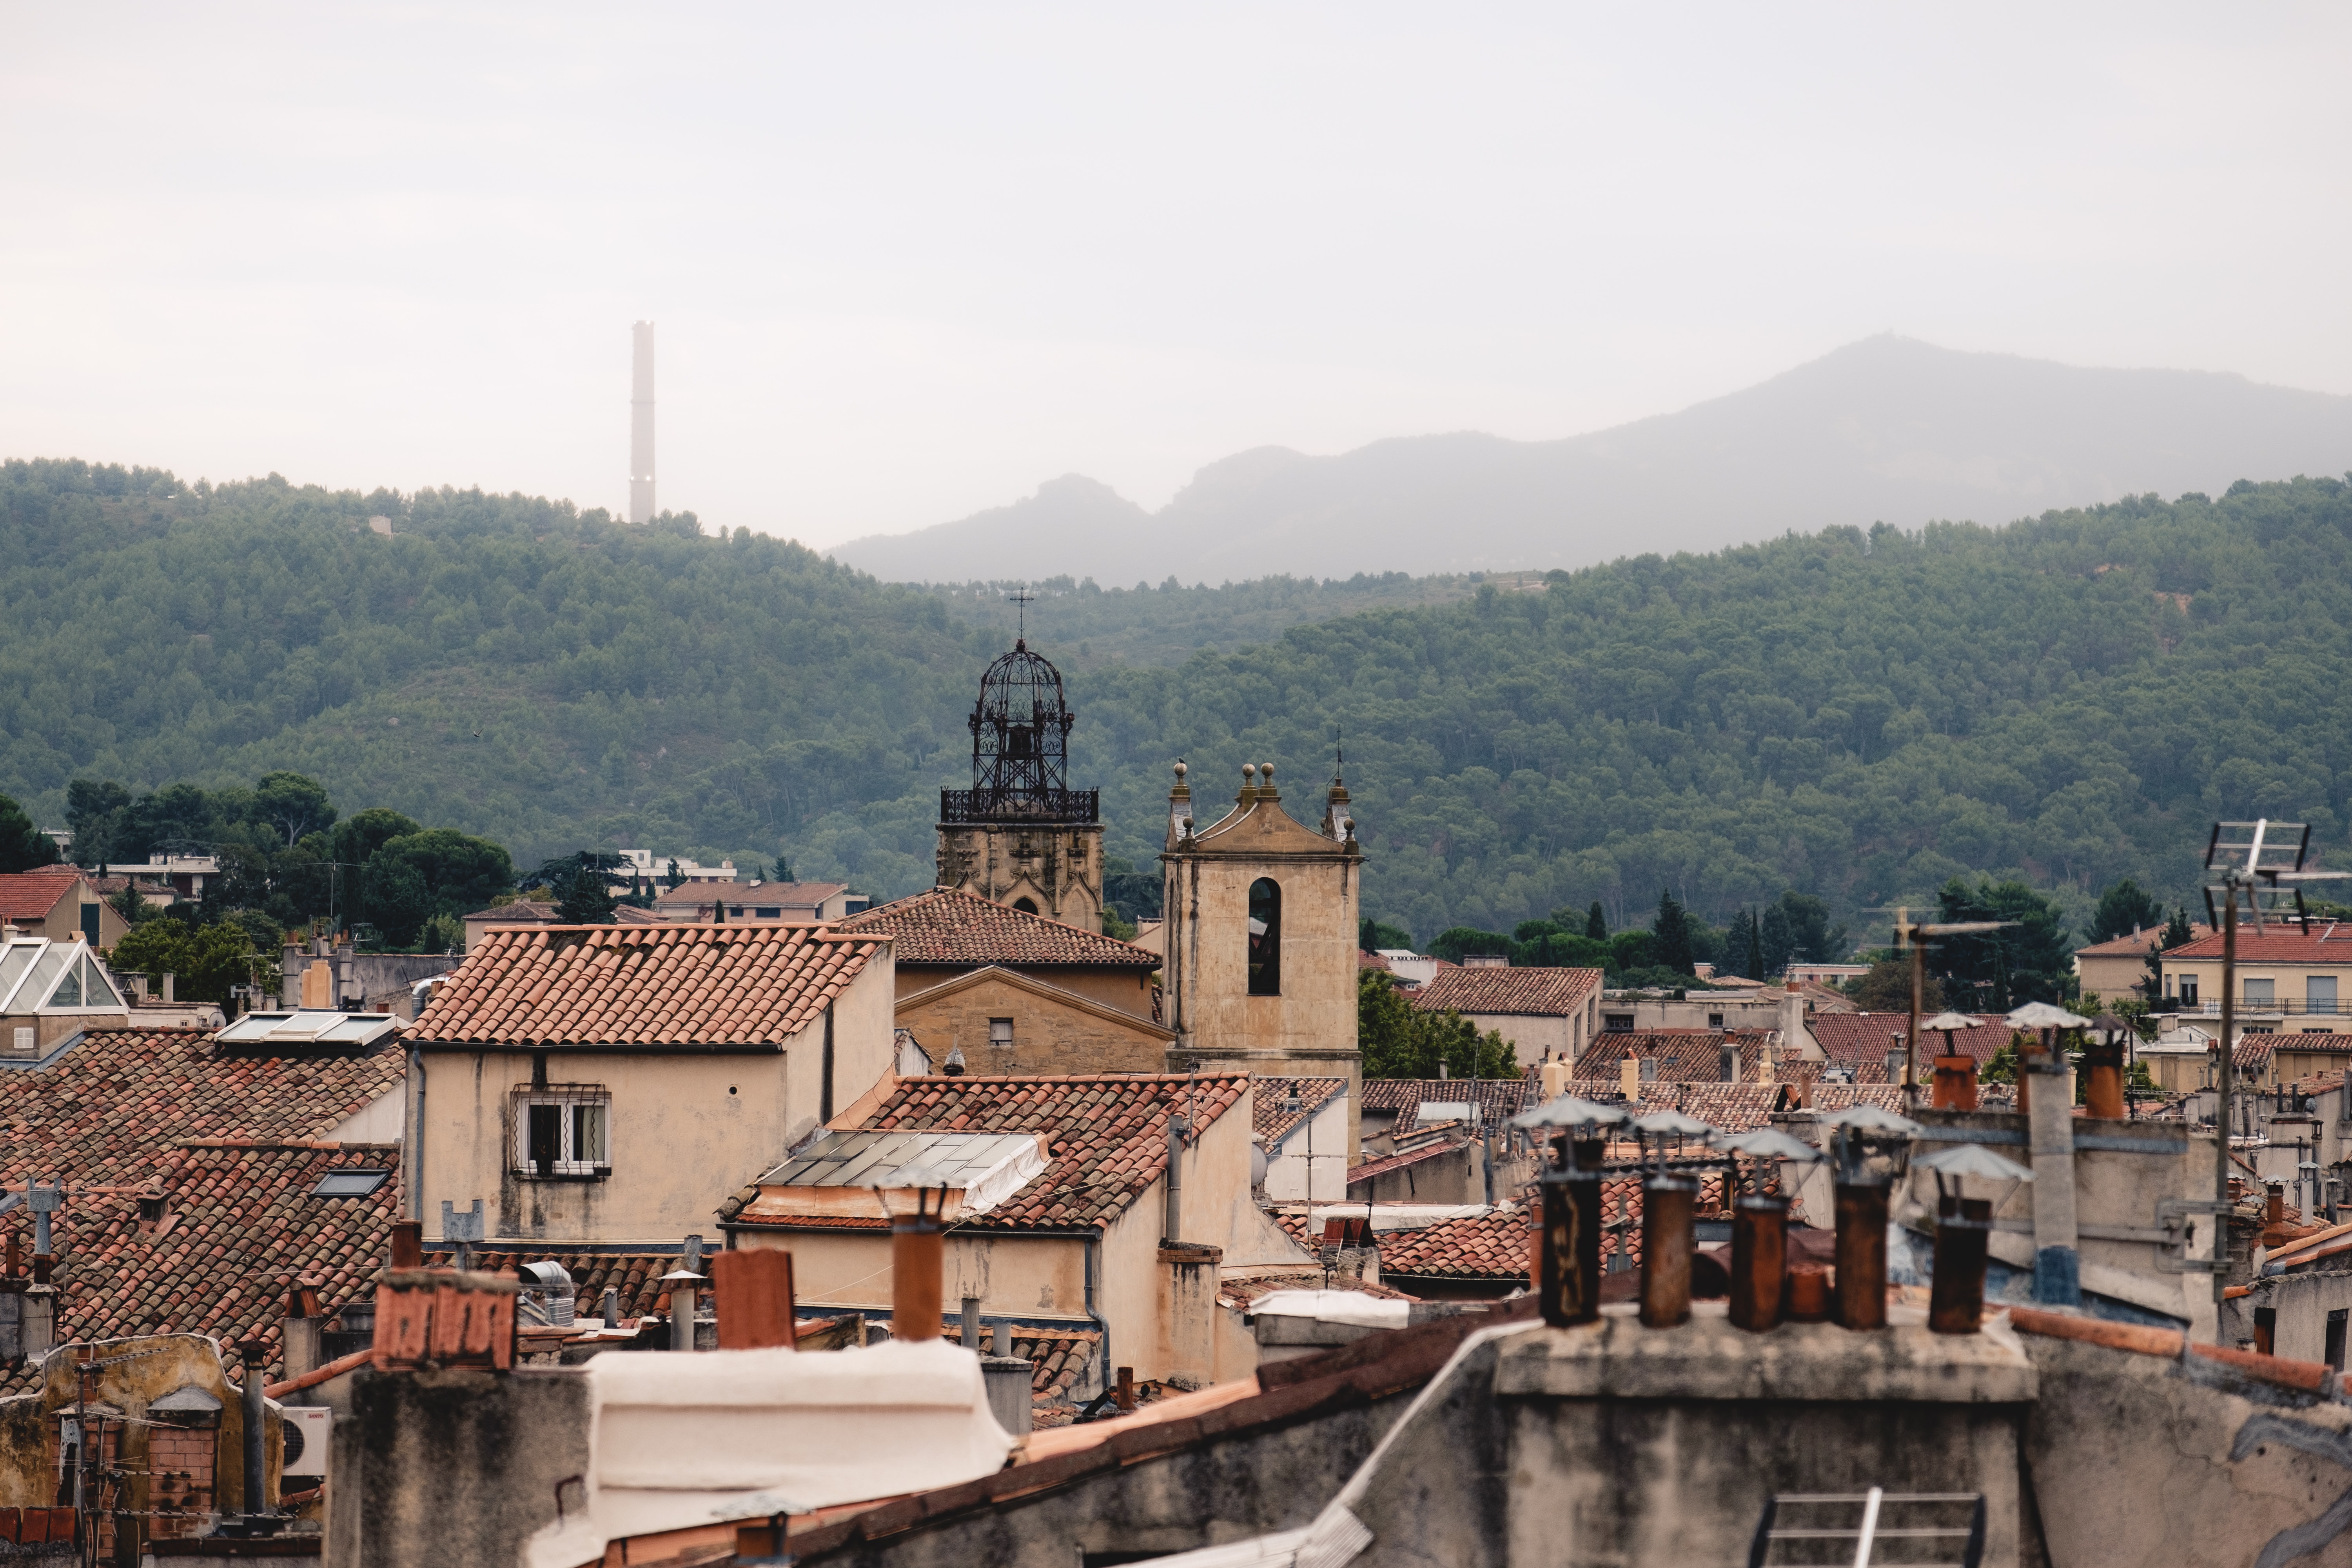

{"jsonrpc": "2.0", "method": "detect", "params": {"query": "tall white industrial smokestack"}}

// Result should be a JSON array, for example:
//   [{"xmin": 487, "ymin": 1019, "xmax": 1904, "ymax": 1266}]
[{"xmin": 629, "ymin": 321, "xmax": 656, "ymax": 524}]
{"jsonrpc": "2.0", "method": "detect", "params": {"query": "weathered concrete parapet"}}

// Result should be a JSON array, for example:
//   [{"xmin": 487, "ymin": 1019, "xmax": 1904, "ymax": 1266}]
[{"xmin": 1491, "ymin": 1306, "xmax": 2039, "ymax": 1404}]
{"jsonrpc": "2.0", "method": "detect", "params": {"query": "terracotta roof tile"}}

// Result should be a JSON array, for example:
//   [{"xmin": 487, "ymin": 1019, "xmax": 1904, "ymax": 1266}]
[
  {"xmin": 1809, "ymin": 1012, "xmax": 2011, "ymax": 1073},
  {"xmin": 1347, "ymin": 1136, "xmax": 1474, "ymax": 1187},
  {"xmin": 1254, "ymin": 1077, "xmax": 1347, "ymax": 1146},
  {"xmin": 0, "ymin": 1140, "xmax": 402, "ymax": 1396},
  {"xmin": 2167, "ymin": 927, "xmax": 2352, "ymax": 964},
  {"xmin": 838, "ymin": 888, "xmax": 1159, "ymax": 970},
  {"xmin": 1364, "ymin": 1078, "xmax": 1528, "ymax": 1133},
  {"xmin": 728, "ymin": 1073, "xmax": 1247, "ymax": 1234},
  {"xmin": 1377, "ymin": 1206, "xmax": 1533, "ymax": 1281},
  {"xmin": 406, "ymin": 922, "xmax": 880, "ymax": 1048},
  {"xmin": 0, "ymin": 871, "xmax": 84, "ymax": 921},
  {"xmin": 1571, "ymin": 1030, "xmax": 1779, "ymax": 1083},
  {"xmin": 2076, "ymin": 924, "xmax": 2213, "ymax": 957},
  {"xmin": 1410, "ymin": 967, "xmax": 1603, "ymax": 1018}
]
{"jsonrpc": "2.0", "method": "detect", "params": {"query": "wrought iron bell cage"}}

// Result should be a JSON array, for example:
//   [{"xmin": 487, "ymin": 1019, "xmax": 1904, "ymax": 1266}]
[{"xmin": 940, "ymin": 640, "xmax": 1099, "ymax": 825}]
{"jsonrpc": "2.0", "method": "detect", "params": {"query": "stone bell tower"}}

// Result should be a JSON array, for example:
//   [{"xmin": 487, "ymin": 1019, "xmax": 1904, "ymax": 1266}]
[
  {"xmin": 933, "ymin": 634, "xmax": 1105, "ymax": 929},
  {"xmin": 1160, "ymin": 759, "xmax": 1364, "ymax": 1154}
]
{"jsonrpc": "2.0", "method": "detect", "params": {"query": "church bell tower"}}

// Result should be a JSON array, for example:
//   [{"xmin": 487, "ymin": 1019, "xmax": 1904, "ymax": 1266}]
[{"xmin": 934, "ymin": 630, "xmax": 1105, "ymax": 929}]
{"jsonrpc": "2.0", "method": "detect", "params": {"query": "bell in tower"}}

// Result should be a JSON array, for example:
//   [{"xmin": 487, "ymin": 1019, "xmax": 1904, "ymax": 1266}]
[{"xmin": 935, "ymin": 609, "xmax": 1106, "ymax": 929}]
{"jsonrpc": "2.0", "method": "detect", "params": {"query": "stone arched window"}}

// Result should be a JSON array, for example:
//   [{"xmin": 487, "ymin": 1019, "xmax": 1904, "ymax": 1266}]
[
  {"xmin": 1012, "ymin": 897, "xmax": 1040, "ymax": 915},
  {"xmin": 1248, "ymin": 878, "xmax": 1282, "ymax": 996}
]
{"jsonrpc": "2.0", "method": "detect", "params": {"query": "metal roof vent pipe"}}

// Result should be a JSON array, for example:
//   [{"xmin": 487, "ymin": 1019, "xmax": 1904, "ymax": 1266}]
[
  {"xmin": 1716, "ymin": 1129, "xmax": 1822, "ymax": 1333},
  {"xmin": 1824, "ymin": 1105, "xmax": 1920, "ymax": 1331},
  {"xmin": 1918, "ymin": 1144, "xmax": 2032, "ymax": 1335},
  {"xmin": 1513, "ymin": 1094, "xmax": 1626, "ymax": 1328},
  {"xmin": 1631, "ymin": 1110, "xmax": 1713, "ymax": 1329},
  {"xmin": 520, "ymin": 1260, "xmax": 576, "ymax": 1328},
  {"xmin": 891, "ymin": 1188, "xmax": 947, "ymax": 1343},
  {"xmin": 1164, "ymin": 1113, "xmax": 1190, "ymax": 1242}
]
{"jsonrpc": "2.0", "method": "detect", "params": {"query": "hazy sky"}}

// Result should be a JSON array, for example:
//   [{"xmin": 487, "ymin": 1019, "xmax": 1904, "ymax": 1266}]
[{"xmin": 5, "ymin": 5, "xmax": 2348, "ymax": 547}]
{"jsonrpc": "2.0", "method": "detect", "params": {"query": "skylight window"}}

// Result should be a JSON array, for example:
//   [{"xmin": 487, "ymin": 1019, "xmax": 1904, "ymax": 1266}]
[{"xmin": 312, "ymin": 1170, "xmax": 391, "ymax": 1198}]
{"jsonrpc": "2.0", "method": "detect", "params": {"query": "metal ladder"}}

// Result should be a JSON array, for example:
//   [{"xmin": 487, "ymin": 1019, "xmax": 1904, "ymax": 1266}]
[{"xmin": 1749, "ymin": 1489, "xmax": 1986, "ymax": 1567}]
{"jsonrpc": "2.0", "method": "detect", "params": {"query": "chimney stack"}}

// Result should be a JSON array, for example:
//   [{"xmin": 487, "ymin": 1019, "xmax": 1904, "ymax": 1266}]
[
  {"xmin": 1886, "ymin": 1044, "xmax": 1906, "ymax": 1085},
  {"xmin": 630, "ymin": 321, "xmax": 657, "ymax": 524},
  {"xmin": 1639, "ymin": 1056, "xmax": 1658, "ymax": 1084},
  {"xmin": 1620, "ymin": 1056, "xmax": 1639, "ymax": 1101},
  {"xmin": 891, "ymin": 1193, "xmax": 946, "ymax": 1343},
  {"xmin": 712, "ymin": 1249, "xmax": 798, "ymax": 1350},
  {"xmin": 1720, "ymin": 1041, "xmax": 1739, "ymax": 1083},
  {"xmin": 1540, "ymin": 1058, "xmax": 1568, "ymax": 1100}
]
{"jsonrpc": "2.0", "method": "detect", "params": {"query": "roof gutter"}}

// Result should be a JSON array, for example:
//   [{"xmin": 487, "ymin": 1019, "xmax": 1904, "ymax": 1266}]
[{"xmin": 407, "ymin": 1039, "xmax": 426, "ymax": 1221}]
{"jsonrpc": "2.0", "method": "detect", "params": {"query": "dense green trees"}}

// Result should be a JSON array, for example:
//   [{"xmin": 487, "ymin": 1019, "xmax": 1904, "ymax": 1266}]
[
  {"xmin": 57, "ymin": 767, "xmax": 509, "ymax": 951},
  {"xmin": 1357, "ymin": 970, "xmax": 1518, "ymax": 1080},
  {"xmin": 11, "ymin": 459, "xmax": 2352, "ymax": 947},
  {"xmin": 0, "ymin": 793, "xmax": 59, "ymax": 873},
  {"xmin": 2087, "ymin": 878, "xmax": 2164, "ymax": 943},
  {"xmin": 1925, "ymin": 877, "xmax": 2073, "ymax": 1010},
  {"xmin": 110, "ymin": 920, "xmax": 257, "ymax": 1003}
]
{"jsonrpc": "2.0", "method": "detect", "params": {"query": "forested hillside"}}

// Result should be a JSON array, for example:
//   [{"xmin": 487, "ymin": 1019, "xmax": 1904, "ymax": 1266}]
[{"xmin": 6, "ymin": 457, "xmax": 2350, "ymax": 947}]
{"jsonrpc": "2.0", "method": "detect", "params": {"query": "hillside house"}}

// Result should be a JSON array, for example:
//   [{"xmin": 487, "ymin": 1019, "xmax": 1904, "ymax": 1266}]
[{"xmin": 0, "ymin": 868, "xmax": 129, "ymax": 949}]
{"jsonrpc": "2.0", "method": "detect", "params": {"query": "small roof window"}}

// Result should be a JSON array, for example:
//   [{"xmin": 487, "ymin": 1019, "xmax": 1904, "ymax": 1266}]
[{"xmin": 312, "ymin": 1169, "xmax": 392, "ymax": 1198}]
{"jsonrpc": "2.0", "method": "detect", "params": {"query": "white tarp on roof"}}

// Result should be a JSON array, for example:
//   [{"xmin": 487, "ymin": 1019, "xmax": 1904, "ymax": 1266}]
[
  {"xmin": 524, "ymin": 1338, "xmax": 1018, "ymax": 1568},
  {"xmin": 1245, "ymin": 1290, "xmax": 1411, "ymax": 1330},
  {"xmin": 755, "ymin": 1129, "xmax": 1047, "ymax": 1218}
]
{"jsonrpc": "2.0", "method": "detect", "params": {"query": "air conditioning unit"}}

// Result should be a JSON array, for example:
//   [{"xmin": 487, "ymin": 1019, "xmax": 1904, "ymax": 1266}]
[{"xmin": 281, "ymin": 1407, "xmax": 332, "ymax": 1482}]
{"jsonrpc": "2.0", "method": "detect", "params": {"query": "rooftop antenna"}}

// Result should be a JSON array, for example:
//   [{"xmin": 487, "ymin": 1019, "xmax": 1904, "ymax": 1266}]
[
  {"xmin": 1004, "ymin": 586, "xmax": 1035, "ymax": 649},
  {"xmin": 2198, "ymin": 819, "xmax": 2349, "ymax": 1333}
]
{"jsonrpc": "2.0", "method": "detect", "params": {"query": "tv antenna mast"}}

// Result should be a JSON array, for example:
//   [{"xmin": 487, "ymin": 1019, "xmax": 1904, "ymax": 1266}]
[
  {"xmin": 2200, "ymin": 820, "xmax": 2350, "ymax": 1323},
  {"xmin": 1889, "ymin": 909, "xmax": 2015, "ymax": 1109}
]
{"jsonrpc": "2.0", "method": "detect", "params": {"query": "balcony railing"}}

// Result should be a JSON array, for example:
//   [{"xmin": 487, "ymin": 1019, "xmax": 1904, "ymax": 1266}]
[
  {"xmin": 938, "ymin": 787, "xmax": 1100, "ymax": 825},
  {"xmin": 2171, "ymin": 998, "xmax": 2347, "ymax": 1017}
]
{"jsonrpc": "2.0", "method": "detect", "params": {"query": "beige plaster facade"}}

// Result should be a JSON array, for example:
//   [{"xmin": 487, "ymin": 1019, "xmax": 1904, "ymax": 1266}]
[
  {"xmin": 411, "ymin": 956, "xmax": 896, "ymax": 1246},
  {"xmin": 1160, "ymin": 763, "xmax": 1364, "ymax": 1156},
  {"xmin": 935, "ymin": 822, "xmax": 1106, "ymax": 931},
  {"xmin": 895, "ymin": 967, "xmax": 1174, "ymax": 1076}
]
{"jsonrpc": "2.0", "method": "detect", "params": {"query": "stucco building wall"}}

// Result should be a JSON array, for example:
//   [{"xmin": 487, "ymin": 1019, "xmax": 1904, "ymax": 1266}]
[
  {"xmin": 894, "ymin": 971, "xmax": 1171, "ymax": 1076},
  {"xmin": 416, "ymin": 960, "xmax": 896, "ymax": 1245}
]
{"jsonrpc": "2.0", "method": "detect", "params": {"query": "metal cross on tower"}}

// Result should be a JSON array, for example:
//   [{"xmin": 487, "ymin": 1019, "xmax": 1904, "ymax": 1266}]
[{"xmin": 1005, "ymin": 586, "xmax": 1035, "ymax": 646}]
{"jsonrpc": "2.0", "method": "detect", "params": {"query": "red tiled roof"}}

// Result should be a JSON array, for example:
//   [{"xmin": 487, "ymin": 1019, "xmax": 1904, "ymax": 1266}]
[
  {"xmin": 0, "ymin": 871, "xmax": 82, "ymax": 921},
  {"xmin": 724, "ymin": 1073, "xmax": 1249, "ymax": 1234},
  {"xmin": 1377, "ymin": 1206, "xmax": 1532, "ymax": 1281},
  {"xmin": 1358, "ymin": 951, "xmax": 1391, "ymax": 971},
  {"xmin": 0, "ymin": 1027, "xmax": 406, "ymax": 1188},
  {"xmin": 1570, "ymin": 1030, "xmax": 1778, "ymax": 1083},
  {"xmin": 1410, "ymin": 967, "xmax": 1602, "ymax": 1018},
  {"xmin": 1809, "ymin": 1012, "xmax": 2013, "ymax": 1072},
  {"xmin": 407, "ymin": 923, "xmax": 882, "ymax": 1049},
  {"xmin": 421, "ymin": 1249, "xmax": 682, "ymax": 1321},
  {"xmin": 942, "ymin": 1322, "xmax": 1102, "ymax": 1405},
  {"xmin": 839, "ymin": 887, "xmax": 1159, "ymax": 970},
  {"xmin": 1347, "ymin": 1135, "xmax": 1475, "ymax": 1187},
  {"xmin": 2167, "ymin": 928, "xmax": 2352, "ymax": 964},
  {"xmin": 2076, "ymin": 924, "xmax": 2213, "ymax": 958},
  {"xmin": 1798, "ymin": 1084, "xmax": 1913, "ymax": 1118},
  {"xmin": 1254, "ymin": 1077, "xmax": 1347, "ymax": 1146},
  {"xmin": 1363, "ymin": 1078, "xmax": 1528, "ymax": 1134},
  {"xmin": 0, "ymin": 1140, "xmax": 403, "ymax": 1395},
  {"xmin": 1619, "ymin": 1083, "xmax": 1790, "ymax": 1134}
]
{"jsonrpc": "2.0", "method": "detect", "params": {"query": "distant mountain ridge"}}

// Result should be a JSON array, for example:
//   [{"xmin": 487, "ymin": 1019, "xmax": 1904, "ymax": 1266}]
[{"xmin": 828, "ymin": 336, "xmax": 2352, "ymax": 583}]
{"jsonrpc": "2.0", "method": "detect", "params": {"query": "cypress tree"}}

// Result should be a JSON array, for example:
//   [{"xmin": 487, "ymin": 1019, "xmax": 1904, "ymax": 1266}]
[{"xmin": 1585, "ymin": 901, "xmax": 1608, "ymax": 942}]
